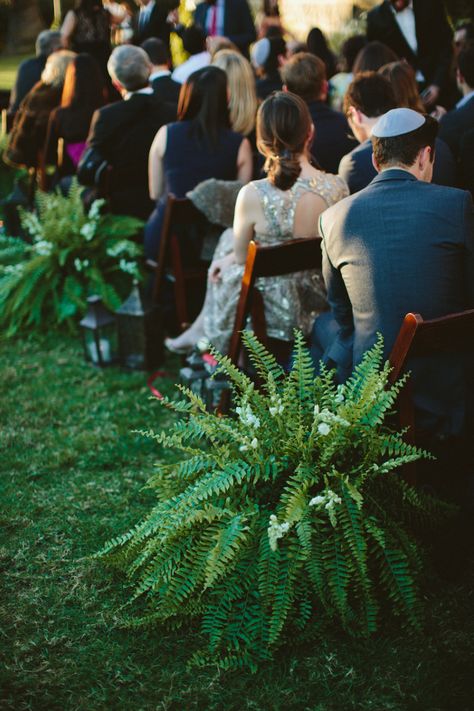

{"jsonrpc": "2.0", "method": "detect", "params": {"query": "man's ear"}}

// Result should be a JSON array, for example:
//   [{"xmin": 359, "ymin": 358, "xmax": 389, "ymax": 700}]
[
  {"xmin": 320, "ymin": 78, "xmax": 329, "ymax": 101},
  {"xmin": 282, "ymin": 84, "xmax": 288, "ymax": 93},
  {"xmin": 418, "ymin": 145, "xmax": 432, "ymax": 170}
]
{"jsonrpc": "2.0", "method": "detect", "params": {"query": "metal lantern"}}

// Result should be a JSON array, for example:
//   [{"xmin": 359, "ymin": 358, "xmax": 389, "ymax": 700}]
[
  {"xmin": 80, "ymin": 295, "xmax": 117, "ymax": 367},
  {"xmin": 115, "ymin": 282, "xmax": 163, "ymax": 370}
]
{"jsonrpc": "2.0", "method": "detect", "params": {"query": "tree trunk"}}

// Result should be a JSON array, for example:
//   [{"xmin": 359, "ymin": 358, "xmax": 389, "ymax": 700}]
[{"xmin": 4, "ymin": 0, "xmax": 46, "ymax": 55}]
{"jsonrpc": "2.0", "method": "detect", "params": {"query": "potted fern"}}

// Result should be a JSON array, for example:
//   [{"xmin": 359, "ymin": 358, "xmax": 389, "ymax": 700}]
[
  {"xmin": 0, "ymin": 179, "xmax": 144, "ymax": 336},
  {"xmin": 98, "ymin": 332, "xmax": 438, "ymax": 671}
]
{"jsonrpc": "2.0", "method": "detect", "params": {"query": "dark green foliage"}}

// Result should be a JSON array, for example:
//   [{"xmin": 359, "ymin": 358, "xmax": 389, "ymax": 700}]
[
  {"xmin": 98, "ymin": 333, "xmax": 445, "ymax": 670},
  {"xmin": 0, "ymin": 179, "xmax": 144, "ymax": 335}
]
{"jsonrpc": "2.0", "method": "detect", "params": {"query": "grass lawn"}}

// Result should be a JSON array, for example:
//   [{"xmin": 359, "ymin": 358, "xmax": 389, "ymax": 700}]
[
  {"xmin": 0, "ymin": 54, "xmax": 30, "ymax": 91},
  {"xmin": 1, "ymin": 330, "xmax": 474, "ymax": 710}
]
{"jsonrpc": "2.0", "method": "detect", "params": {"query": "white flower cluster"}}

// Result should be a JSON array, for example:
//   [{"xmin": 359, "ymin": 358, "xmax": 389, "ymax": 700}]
[
  {"xmin": 74, "ymin": 258, "xmax": 90, "ymax": 272},
  {"xmin": 33, "ymin": 240, "xmax": 53, "ymax": 256},
  {"xmin": 2, "ymin": 263, "xmax": 24, "ymax": 275},
  {"xmin": 268, "ymin": 514, "xmax": 291, "ymax": 552},
  {"xmin": 22, "ymin": 213, "xmax": 43, "ymax": 240},
  {"xmin": 88, "ymin": 199, "xmax": 106, "ymax": 220},
  {"xmin": 309, "ymin": 489, "xmax": 342, "ymax": 526},
  {"xmin": 106, "ymin": 240, "xmax": 133, "ymax": 258},
  {"xmin": 80, "ymin": 198, "xmax": 106, "ymax": 242},
  {"xmin": 239, "ymin": 437, "xmax": 259, "ymax": 452},
  {"xmin": 236, "ymin": 403, "xmax": 260, "ymax": 429},
  {"xmin": 80, "ymin": 222, "xmax": 96, "ymax": 242},
  {"xmin": 313, "ymin": 404, "xmax": 350, "ymax": 436},
  {"xmin": 269, "ymin": 395, "xmax": 284, "ymax": 417},
  {"xmin": 119, "ymin": 258, "xmax": 138, "ymax": 276}
]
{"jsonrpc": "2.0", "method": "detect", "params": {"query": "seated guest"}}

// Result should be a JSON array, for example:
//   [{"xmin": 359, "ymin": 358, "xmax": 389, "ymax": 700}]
[
  {"xmin": 8, "ymin": 30, "xmax": 63, "ymax": 117},
  {"xmin": 459, "ymin": 127, "xmax": 474, "ymax": 197},
  {"xmin": 5, "ymin": 50, "xmax": 76, "ymax": 170},
  {"xmin": 165, "ymin": 92, "xmax": 347, "ymax": 353},
  {"xmin": 338, "ymin": 72, "xmax": 397, "ymax": 194},
  {"xmin": 379, "ymin": 61, "xmax": 456, "ymax": 186},
  {"xmin": 145, "ymin": 65, "xmax": 253, "ymax": 260},
  {"xmin": 164, "ymin": 91, "xmax": 348, "ymax": 356},
  {"xmin": 312, "ymin": 108, "xmax": 474, "ymax": 436},
  {"xmin": 454, "ymin": 22, "xmax": 474, "ymax": 57},
  {"xmin": 251, "ymin": 35, "xmax": 286, "ymax": 101},
  {"xmin": 172, "ymin": 25, "xmax": 211, "ymax": 85},
  {"xmin": 78, "ymin": 45, "xmax": 175, "ymax": 220},
  {"xmin": 45, "ymin": 53, "xmax": 106, "ymax": 178},
  {"xmin": 439, "ymin": 44, "xmax": 474, "ymax": 158},
  {"xmin": 61, "ymin": 0, "xmax": 114, "ymax": 78},
  {"xmin": 141, "ymin": 37, "xmax": 181, "ymax": 106},
  {"xmin": 306, "ymin": 27, "xmax": 337, "ymax": 79},
  {"xmin": 329, "ymin": 34, "xmax": 367, "ymax": 111},
  {"xmin": 212, "ymin": 49, "xmax": 259, "ymax": 174},
  {"xmin": 352, "ymin": 40, "xmax": 398, "ymax": 73},
  {"xmin": 193, "ymin": 0, "xmax": 256, "ymax": 59},
  {"xmin": 281, "ymin": 52, "xmax": 355, "ymax": 174}
]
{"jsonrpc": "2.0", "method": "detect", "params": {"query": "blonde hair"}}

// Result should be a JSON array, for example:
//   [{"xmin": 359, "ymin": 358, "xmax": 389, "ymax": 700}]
[
  {"xmin": 212, "ymin": 49, "xmax": 257, "ymax": 137},
  {"xmin": 41, "ymin": 50, "xmax": 76, "ymax": 87}
]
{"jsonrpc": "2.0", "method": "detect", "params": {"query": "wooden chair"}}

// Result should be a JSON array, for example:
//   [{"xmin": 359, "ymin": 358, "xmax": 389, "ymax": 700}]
[
  {"xmin": 147, "ymin": 194, "xmax": 209, "ymax": 330},
  {"xmin": 227, "ymin": 237, "xmax": 323, "ymax": 367},
  {"xmin": 388, "ymin": 309, "xmax": 474, "ymax": 483}
]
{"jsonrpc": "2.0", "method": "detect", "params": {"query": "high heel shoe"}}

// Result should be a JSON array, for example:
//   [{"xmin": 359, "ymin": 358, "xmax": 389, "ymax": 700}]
[{"xmin": 164, "ymin": 337, "xmax": 194, "ymax": 355}]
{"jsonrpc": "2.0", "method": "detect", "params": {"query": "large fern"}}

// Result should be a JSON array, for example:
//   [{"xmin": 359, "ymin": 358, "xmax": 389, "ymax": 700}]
[
  {"xmin": 0, "ymin": 179, "xmax": 144, "ymax": 335},
  {"xmin": 97, "ymin": 333, "xmax": 446, "ymax": 670}
]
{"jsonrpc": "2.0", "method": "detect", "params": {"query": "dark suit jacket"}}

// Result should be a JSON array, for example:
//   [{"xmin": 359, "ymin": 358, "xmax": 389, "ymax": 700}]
[
  {"xmin": 79, "ymin": 92, "xmax": 175, "ymax": 220},
  {"xmin": 151, "ymin": 73, "xmax": 181, "ymax": 107},
  {"xmin": 8, "ymin": 55, "xmax": 47, "ymax": 115},
  {"xmin": 439, "ymin": 95, "xmax": 474, "ymax": 158},
  {"xmin": 307, "ymin": 100, "xmax": 355, "ymax": 174},
  {"xmin": 319, "ymin": 169, "xmax": 474, "ymax": 435},
  {"xmin": 134, "ymin": 2, "xmax": 174, "ymax": 50},
  {"xmin": 194, "ymin": 0, "xmax": 256, "ymax": 56},
  {"xmin": 366, "ymin": 0, "xmax": 453, "ymax": 90},
  {"xmin": 338, "ymin": 137, "xmax": 457, "ymax": 194},
  {"xmin": 460, "ymin": 127, "xmax": 474, "ymax": 198}
]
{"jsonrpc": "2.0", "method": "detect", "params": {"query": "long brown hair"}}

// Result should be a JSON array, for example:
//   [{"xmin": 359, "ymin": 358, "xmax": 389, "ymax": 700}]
[
  {"xmin": 379, "ymin": 61, "xmax": 425, "ymax": 113},
  {"xmin": 257, "ymin": 91, "xmax": 311, "ymax": 190}
]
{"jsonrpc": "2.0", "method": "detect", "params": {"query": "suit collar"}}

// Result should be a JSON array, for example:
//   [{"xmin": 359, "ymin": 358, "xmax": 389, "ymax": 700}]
[{"xmin": 371, "ymin": 167, "xmax": 418, "ymax": 184}]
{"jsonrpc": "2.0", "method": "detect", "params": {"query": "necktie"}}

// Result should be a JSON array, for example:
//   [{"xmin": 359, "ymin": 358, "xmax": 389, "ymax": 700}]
[{"xmin": 209, "ymin": 5, "xmax": 218, "ymax": 36}]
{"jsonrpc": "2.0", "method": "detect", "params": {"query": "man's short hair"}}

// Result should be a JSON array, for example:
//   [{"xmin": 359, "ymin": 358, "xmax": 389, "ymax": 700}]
[
  {"xmin": 372, "ymin": 114, "xmax": 438, "ymax": 168},
  {"xmin": 141, "ymin": 38, "xmax": 170, "ymax": 67},
  {"xmin": 343, "ymin": 71, "xmax": 397, "ymax": 118},
  {"xmin": 280, "ymin": 52, "xmax": 325, "ymax": 102},
  {"xmin": 36, "ymin": 30, "xmax": 62, "ymax": 57},
  {"xmin": 107, "ymin": 45, "xmax": 151, "ymax": 92},
  {"xmin": 182, "ymin": 25, "xmax": 206, "ymax": 56},
  {"xmin": 458, "ymin": 43, "xmax": 474, "ymax": 89}
]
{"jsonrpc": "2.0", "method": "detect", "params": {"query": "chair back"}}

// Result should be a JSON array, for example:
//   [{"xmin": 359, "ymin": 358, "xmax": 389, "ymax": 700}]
[
  {"xmin": 149, "ymin": 194, "xmax": 209, "ymax": 329},
  {"xmin": 227, "ymin": 237, "xmax": 322, "ymax": 366}
]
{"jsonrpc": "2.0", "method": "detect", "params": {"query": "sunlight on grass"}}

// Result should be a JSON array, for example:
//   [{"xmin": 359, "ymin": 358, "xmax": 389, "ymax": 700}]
[{"xmin": 0, "ymin": 54, "xmax": 30, "ymax": 91}]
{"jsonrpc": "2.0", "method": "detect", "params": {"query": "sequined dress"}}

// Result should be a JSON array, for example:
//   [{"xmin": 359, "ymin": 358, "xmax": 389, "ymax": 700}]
[{"xmin": 202, "ymin": 173, "xmax": 349, "ymax": 354}]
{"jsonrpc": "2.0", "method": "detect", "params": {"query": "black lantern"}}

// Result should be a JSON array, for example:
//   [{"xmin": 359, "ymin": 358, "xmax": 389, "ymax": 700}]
[
  {"xmin": 115, "ymin": 282, "xmax": 163, "ymax": 370},
  {"xmin": 80, "ymin": 295, "xmax": 117, "ymax": 367}
]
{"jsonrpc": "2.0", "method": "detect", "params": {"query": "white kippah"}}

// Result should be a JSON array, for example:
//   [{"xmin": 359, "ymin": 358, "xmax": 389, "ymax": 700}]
[
  {"xmin": 251, "ymin": 38, "xmax": 270, "ymax": 69},
  {"xmin": 371, "ymin": 108, "xmax": 426, "ymax": 138}
]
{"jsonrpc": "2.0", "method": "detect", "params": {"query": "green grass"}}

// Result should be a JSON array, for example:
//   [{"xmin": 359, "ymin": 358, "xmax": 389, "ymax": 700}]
[
  {"xmin": 1, "ymin": 330, "xmax": 474, "ymax": 710},
  {"xmin": 0, "ymin": 54, "xmax": 30, "ymax": 91}
]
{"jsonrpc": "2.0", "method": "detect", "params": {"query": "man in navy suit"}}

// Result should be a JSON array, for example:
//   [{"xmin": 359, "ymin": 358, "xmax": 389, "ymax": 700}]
[
  {"xmin": 367, "ymin": 0, "xmax": 453, "ymax": 107},
  {"xmin": 311, "ymin": 108, "xmax": 474, "ymax": 437},
  {"xmin": 280, "ymin": 52, "xmax": 355, "ymax": 174},
  {"xmin": 134, "ymin": 0, "xmax": 180, "ymax": 55},
  {"xmin": 194, "ymin": 0, "xmax": 256, "ymax": 58},
  {"xmin": 439, "ymin": 44, "xmax": 474, "ymax": 159}
]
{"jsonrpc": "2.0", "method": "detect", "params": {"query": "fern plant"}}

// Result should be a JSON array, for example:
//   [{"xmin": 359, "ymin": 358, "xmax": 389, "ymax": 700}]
[
  {"xmin": 97, "ymin": 332, "xmax": 440, "ymax": 671},
  {"xmin": 0, "ymin": 179, "xmax": 144, "ymax": 335}
]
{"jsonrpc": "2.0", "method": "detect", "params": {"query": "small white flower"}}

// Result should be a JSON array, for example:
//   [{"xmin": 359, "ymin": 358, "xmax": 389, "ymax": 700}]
[
  {"xmin": 80, "ymin": 222, "xmax": 96, "ymax": 241},
  {"xmin": 309, "ymin": 495, "xmax": 326, "ymax": 507},
  {"xmin": 33, "ymin": 240, "xmax": 53, "ymax": 256},
  {"xmin": 318, "ymin": 422, "xmax": 331, "ymax": 436},
  {"xmin": 268, "ymin": 514, "xmax": 291, "ymax": 551},
  {"xmin": 250, "ymin": 437, "xmax": 258, "ymax": 449},
  {"xmin": 314, "ymin": 404, "xmax": 320, "ymax": 416},
  {"xmin": 119, "ymin": 258, "xmax": 138, "ymax": 275},
  {"xmin": 88, "ymin": 198, "xmax": 105, "ymax": 220},
  {"xmin": 239, "ymin": 444, "xmax": 248, "ymax": 452}
]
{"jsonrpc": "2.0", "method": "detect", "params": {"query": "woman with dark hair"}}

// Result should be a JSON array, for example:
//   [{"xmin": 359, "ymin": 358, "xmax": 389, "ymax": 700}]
[
  {"xmin": 145, "ymin": 66, "xmax": 253, "ymax": 260},
  {"xmin": 45, "ymin": 53, "xmax": 106, "ymax": 176},
  {"xmin": 352, "ymin": 40, "xmax": 398, "ymax": 74},
  {"xmin": 251, "ymin": 35, "xmax": 287, "ymax": 101},
  {"xmin": 329, "ymin": 34, "xmax": 367, "ymax": 110},
  {"xmin": 307, "ymin": 27, "xmax": 336, "ymax": 79},
  {"xmin": 61, "ymin": 0, "xmax": 113, "ymax": 75},
  {"xmin": 165, "ymin": 91, "xmax": 348, "ymax": 355}
]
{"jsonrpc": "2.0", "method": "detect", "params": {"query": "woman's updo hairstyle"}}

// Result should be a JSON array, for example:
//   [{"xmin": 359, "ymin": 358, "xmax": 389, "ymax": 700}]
[{"xmin": 257, "ymin": 91, "xmax": 312, "ymax": 191}]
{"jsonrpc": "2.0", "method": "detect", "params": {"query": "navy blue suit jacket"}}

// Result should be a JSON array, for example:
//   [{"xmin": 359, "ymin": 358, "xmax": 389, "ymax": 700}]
[
  {"xmin": 439, "ymin": 96, "xmax": 474, "ymax": 158},
  {"xmin": 319, "ymin": 169, "xmax": 474, "ymax": 435},
  {"xmin": 307, "ymin": 100, "xmax": 355, "ymax": 175},
  {"xmin": 338, "ymin": 137, "xmax": 457, "ymax": 194},
  {"xmin": 194, "ymin": 0, "xmax": 256, "ymax": 56}
]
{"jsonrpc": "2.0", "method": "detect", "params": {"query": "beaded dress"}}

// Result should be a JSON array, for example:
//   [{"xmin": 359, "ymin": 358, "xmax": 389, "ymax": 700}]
[{"xmin": 202, "ymin": 172, "xmax": 349, "ymax": 354}]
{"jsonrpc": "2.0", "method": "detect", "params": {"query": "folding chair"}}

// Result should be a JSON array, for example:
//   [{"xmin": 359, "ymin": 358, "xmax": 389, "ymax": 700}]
[
  {"xmin": 388, "ymin": 309, "xmax": 474, "ymax": 484},
  {"xmin": 147, "ymin": 194, "xmax": 209, "ymax": 330},
  {"xmin": 227, "ymin": 237, "xmax": 323, "ymax": 367}
]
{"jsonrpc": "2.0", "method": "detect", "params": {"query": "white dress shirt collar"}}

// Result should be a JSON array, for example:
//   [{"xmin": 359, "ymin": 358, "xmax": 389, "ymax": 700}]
[
  {"xmin": 456, "ymin": 89, "xmax": 474, "ymax": 110},
  {"xmin": 124, "ymin": 86, "xmax": 153, "ymax": 100},
  {"xmin": 149, "ymin": 69, "xmax": 171, "ymax": 81}
]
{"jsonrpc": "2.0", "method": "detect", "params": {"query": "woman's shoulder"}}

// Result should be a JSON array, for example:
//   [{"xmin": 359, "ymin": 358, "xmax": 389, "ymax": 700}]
[{"xmin": 298, "ymin": 171, "xmax": 349, "ymax": 205}]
